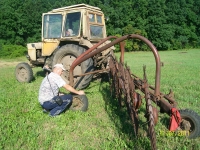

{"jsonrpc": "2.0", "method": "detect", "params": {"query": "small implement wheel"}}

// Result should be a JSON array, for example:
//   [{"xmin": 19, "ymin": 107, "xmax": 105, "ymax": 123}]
[
  {"xmin": 15, "ymin": 62, "xmax": 33, "ymax": 83},
  {"xmin": 179, "ymin": 109, "xmax": 200, "ymax": 139},
  {"xmin": 69, "ymin": 95, "xmax": 88, "ymax": 111}
]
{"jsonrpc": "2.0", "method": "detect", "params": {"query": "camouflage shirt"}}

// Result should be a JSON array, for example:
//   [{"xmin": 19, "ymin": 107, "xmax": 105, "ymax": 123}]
[{"xmin": 38, "ymin": 72, "xmax": 66, "ymax": 105}]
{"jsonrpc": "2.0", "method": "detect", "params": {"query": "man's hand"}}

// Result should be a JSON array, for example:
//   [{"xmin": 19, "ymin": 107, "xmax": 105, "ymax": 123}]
[
  {"xmin": 63, "ymin": 84, "xmax": 85, "ymax": 95},
  {"xmin": 77, "ymin": 90, "xmax": 85, "ymax": 95}
]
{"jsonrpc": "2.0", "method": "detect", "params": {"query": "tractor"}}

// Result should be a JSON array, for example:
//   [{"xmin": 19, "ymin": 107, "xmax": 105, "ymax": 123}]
[{"xmin": 15, "ymin": 4, "xmax": 114, "ymax": 89}]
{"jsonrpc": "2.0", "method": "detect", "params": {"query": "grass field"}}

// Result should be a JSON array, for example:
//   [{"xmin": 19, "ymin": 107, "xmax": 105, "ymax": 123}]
[{"xmin": 0, "ymin": 49, "xmax": 200, "ymax": 150}]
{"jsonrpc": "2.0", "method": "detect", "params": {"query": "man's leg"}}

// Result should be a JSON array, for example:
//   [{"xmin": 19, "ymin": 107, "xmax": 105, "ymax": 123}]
[
  {"xmin": 42, "ymin": 100, "xmax": 58, "ymax": 111},
  {"xmin": 49, "ymin": 94, "xmax": 72, "ymax": 116}
]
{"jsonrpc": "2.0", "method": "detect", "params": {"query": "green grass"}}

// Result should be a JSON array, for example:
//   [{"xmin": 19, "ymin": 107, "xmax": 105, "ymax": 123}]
[{"xmin": 0, "ymin": 49, "xmax": 200, "ymax": 150}]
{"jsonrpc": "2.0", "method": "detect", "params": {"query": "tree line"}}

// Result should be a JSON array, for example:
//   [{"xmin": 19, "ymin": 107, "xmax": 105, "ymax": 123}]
[{"xmin": 0, "ymin": 0, "xmax": 200, "ymax": 55}]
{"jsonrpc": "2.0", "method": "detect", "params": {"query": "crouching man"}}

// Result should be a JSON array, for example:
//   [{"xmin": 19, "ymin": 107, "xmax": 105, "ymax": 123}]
[{"xmin": 38, "ymin": 64, "xmax": 85, "ymax": 116}]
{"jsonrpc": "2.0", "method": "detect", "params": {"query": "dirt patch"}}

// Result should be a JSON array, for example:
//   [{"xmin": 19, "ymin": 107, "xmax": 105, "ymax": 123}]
[{"xmin": 0, "ymin": 60, "xmax": 22, "ymax": 68}]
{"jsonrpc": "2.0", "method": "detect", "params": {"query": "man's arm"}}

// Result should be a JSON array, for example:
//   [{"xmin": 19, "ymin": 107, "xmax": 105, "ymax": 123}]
[{"xmin": 63, "ymin": 84, "xmax": 85, "ymax": 95}]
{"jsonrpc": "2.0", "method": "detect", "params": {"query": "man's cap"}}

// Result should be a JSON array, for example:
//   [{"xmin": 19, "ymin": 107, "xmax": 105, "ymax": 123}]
[{"xmin": 53, "ymin": 64, "xmax": 66, "ymax": 71}]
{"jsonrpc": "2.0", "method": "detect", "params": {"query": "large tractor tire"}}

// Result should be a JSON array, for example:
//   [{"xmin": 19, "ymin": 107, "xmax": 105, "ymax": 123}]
[
  {"xmin": 15, "ymin": 62, "xmax": 33, "ymax": 83},
  {"xmin": 52, "ymin": 44, "xmax": 94, "ymax": 89},
  {"xmin": 179, "ymin": 109, "xmax": 200, "ymax": 139}
]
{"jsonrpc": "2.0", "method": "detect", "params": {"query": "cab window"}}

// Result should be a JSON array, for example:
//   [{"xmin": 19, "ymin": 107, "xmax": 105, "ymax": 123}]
[
  {"xmin": 97, "ymin": 15, "xmax": 102, "ymax": 23},
  {"xmin": 43, "ymin": 14, "xmax": 62, "ymax": 39},
  {"xmin": 89, "ymin": 13, "xmax": 104, "ymax": 39}
]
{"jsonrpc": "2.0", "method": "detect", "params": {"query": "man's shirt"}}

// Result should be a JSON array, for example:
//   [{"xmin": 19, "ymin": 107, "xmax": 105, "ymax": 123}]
[{"xmin": 38, "ymin": 72, "xmax": 66, "ymax": 104}]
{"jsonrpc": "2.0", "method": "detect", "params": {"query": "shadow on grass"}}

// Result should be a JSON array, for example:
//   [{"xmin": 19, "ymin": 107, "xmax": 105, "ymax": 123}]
[
  {"xmin": 32, "ymin": 69, "xmax": 48, "ymax": 82},
  {"xmin": 35, "ymin": 70, "xmax": 47, "ymax": 78},
  {"xmin": 159, "ymin": 114, "xmax": 170, "ymax": 129},
  {"xmin": 97, "ymin": 74, "xmax": 153, "ymax": 149}
]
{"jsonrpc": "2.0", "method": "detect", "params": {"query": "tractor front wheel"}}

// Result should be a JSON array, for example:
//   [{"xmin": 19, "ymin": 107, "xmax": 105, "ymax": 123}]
[{"xmin": 15, "ymin": 62, "xmax": 33, "ymax": 83}]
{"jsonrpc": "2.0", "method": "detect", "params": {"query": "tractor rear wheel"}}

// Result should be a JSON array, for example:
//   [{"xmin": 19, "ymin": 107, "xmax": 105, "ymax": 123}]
[{"xmin": 52, "ymin": 44, "xmax": 94, "ymax": 89}]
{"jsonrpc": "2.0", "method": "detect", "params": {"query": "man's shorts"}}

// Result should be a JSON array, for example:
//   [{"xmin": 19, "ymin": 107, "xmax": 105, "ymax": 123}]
[{"xmin": 42, "ymin": 94, "xmax": 72, "ymax": 116}]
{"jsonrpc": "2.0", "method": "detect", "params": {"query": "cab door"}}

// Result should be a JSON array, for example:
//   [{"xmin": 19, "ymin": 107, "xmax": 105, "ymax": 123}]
[{"xmin": 42, "ymin": 13, "xmax": 63, "ymax": 56}]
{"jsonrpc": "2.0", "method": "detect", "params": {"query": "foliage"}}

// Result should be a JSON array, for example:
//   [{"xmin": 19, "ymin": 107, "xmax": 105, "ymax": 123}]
[
  {"xmin": 0, "ymin": 50, "xmax": 200, "ymax": 149},
  {"xmin": 0, "ymin": 45, "xmax": 26, "ymax": 58},
  {"xmin": 0, "ymin": 0, "xmax": 200, "ymax": 53}
]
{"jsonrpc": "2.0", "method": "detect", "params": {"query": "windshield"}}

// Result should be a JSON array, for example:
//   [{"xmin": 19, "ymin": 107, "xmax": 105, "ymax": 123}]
[
  {"xmin": 43, "ymin": 14, "xmax": 62, "ymax": 39},
  {"xmin": 64, "ymin": 12, "xmax": 81, "ymax": 37}
]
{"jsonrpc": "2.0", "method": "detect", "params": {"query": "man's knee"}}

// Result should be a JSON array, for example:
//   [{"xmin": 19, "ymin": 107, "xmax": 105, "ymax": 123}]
[{"xmin": 61, "ymin": 94, "xmax": 72, "ymax": 101}]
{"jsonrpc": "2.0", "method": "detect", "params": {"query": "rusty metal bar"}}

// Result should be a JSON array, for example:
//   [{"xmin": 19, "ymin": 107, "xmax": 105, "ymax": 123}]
[
  {"xmin": 73, "ymin": 68, "xmax": 109, "ymax": 77},
  {"xmin": 69, "ymin": 36, "xmax": 129, "ymax": 86},
  {"xmin": 69, "ymin": 36, "xmax": 118, "ymax": 86},
  {"xmin": 120, "ymin": 41, "xmax": 125, "ymax": 63},
  {"xmin": 128, "ymin": 34, "xmax": 161, "ymax": 97},
  {"xmin": 131, "ymin": 73, "xmax": 173, "ymax": 114},
  {"xmin": 149, "ymin": 85, "xmax": 176, "ymax": 105},
  {"xmin": 72, "ymin": 36, "xmax": 117, "ymax": 66},
  {"xmin": 132, "ymin": 72, "xmax": 176, "ymax": 105},
  {"xmin": 69, "ymin": 34, "xmax": 161, "ymax": 97}
]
